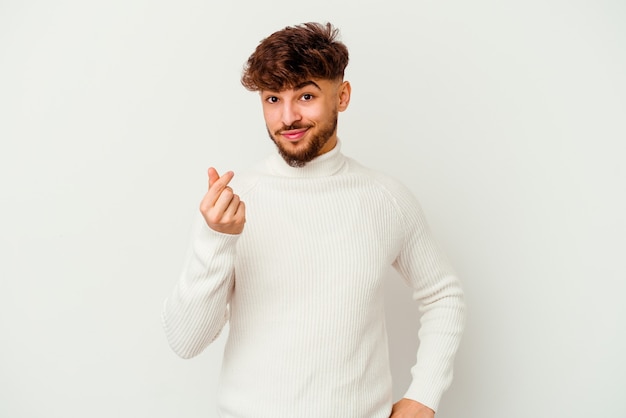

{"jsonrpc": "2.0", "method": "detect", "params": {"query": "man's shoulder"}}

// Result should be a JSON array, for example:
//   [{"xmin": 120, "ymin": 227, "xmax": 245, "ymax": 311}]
[
  {"xmin": 345, "ymin": 157, "xmax": 416, "ymax": 198},
  {"xmin": 344, "ymin": 157, "xmax": 426, "ymax": 224}
]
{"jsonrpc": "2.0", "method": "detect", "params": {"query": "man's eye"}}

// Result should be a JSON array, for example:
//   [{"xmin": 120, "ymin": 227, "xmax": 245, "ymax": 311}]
[
  {"xmin": 301, "ymin": 94, "xmax": 313, "ymax": 101},
  {"xmin": 266, "ymin": 96, "xmax": 279, "ymax": 103}
]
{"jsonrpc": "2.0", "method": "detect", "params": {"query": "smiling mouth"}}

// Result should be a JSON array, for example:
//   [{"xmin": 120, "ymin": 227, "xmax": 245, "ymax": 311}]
[{"xmin": 280, "ymin": 128, "xmax": 309, "ymax": 142}]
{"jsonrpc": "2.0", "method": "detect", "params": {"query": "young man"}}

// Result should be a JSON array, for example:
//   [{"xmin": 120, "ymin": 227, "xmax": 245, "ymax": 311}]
[{"xmin": 162, "ymin": 22, "xmax": 465, "ymax": 418}]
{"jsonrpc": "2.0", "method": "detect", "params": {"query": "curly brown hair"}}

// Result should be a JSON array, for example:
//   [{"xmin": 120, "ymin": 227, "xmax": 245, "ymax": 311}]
[{"xmin": 241, "ymin": 22, "xmax": 349, "ymax": 92}]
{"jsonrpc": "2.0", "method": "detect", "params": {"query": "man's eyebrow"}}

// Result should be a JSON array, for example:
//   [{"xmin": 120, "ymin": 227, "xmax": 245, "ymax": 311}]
[{"xmin": 293, "ymin": 80, "xmax": 322, "ymax": 91}]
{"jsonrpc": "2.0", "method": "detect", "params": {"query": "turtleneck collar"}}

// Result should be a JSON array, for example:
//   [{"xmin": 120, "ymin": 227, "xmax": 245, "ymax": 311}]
[{"xmin": 265, "ymin": 139, "xmax": 348, "ymax": 178}]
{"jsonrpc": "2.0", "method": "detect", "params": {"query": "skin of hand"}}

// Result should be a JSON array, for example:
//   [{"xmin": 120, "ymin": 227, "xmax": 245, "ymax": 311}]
[
  {"xmin": 389, "ymin": 398, "xmax": 435, "ymax": 418},
  {"xmin": 199, "ymin": 167, "xmax": 246, "ymax": 235}
]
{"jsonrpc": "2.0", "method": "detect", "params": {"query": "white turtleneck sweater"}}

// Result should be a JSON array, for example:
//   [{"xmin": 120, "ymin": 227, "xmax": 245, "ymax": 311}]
[{"xmin": 162, "ymin": 142, "xmax": 465, "ymax": 418}]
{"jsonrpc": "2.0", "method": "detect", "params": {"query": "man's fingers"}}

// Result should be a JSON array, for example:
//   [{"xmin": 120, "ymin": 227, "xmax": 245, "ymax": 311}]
[
  {"xmin": 206, "ymin": 170, "xmax": 235, "ymax": 205},
  {"xmin": 212, "ymin": 186, "xmax": 235, "ymax": 214},
  {"xmin": 208, "ymin": 168, "xmax": 234, "ymax": 189},
  {"xmin": 223, "ymin": 198, "xmax": 246, "ymax": 229},
  {"xmin": 202, "ymin": 191, "xmax": 245, "ymax": 232},
  {"xmin": 235, "ymin": 200, "xmax": 246, "ymax": 219},
  {"xmin": 222, "ymin": 194, "xmax": 240, "ymax": 218},
  {"xmin": 212, "ymin": 171, "xmax": 234, "ymax": 190},
  {"xmin": 208, "ymin": 167, "xmax": 220, "ymax": 188},
  {"xmin": 200, "ymin": 168, "xmax": 245, "ymax": 235}
]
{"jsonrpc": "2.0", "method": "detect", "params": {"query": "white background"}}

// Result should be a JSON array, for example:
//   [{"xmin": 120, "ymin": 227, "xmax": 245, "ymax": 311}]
[{"xmin": 1, "ymin": 1, "xmax": 625, "ymax": 417}]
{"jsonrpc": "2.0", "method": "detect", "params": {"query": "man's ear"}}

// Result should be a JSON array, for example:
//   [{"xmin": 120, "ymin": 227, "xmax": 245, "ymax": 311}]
[{"xmin": 337, "ymin": 81, "xmax": 351, "ymax": 112}]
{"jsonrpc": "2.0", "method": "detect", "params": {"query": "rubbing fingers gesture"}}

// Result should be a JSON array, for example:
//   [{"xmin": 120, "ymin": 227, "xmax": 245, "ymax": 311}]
[{"xmin": 199, "ymin": 167, "xmax": 246, "ymax": 235}]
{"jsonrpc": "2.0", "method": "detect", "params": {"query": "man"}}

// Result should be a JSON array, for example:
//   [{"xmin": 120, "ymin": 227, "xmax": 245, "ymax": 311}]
[{"xmin": 162, "ymin": 22, "xmax": 465, "ymax": 418}]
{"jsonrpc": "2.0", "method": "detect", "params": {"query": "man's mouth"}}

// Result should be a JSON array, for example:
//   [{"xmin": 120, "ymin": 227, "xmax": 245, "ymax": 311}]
[{"xmin": 279, "ymin": 128, "xmax": 309, "ymax": 142}]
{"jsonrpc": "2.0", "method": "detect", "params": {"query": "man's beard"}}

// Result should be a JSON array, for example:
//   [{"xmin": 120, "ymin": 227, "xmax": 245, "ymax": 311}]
[{"xmin": 267, "ymin": 114, "xmax": 338, "ymax": 168}]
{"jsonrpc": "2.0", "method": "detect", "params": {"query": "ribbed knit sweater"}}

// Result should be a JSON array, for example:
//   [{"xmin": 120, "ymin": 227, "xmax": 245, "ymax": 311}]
[{"xmin": 162, "ymin": 141, "xmax": 465, "ymax": 418}]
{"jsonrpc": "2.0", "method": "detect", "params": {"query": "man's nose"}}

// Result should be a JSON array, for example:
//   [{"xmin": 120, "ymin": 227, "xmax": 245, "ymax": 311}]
[{"xmin": 281, "ymin": 103, "xmax": 301, "ymax": 127}]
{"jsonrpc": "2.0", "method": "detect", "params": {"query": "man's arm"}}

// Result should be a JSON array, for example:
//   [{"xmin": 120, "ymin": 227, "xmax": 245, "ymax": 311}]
[
  {"xmin": 390, "ymin": 183, "xmax": 466, "ymax": 413},
  {"xmin": 161, "ymin": 168, "xmax": 246, "ymax": 358}
]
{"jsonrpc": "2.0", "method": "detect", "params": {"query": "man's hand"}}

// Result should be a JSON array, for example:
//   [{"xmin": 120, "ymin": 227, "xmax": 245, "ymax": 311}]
[
  {"xmin": 199, "ymin": 167, "xmax": 246, "ymax": 235},
  {"xmin": 390, "ymin": 398, "xmax": 435, "ymax": 418}
]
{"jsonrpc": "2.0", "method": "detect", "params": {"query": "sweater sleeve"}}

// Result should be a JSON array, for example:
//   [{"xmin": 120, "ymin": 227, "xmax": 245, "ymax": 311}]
[
  {"xmin": 161, "ymin": 213, "xmax": 240, "ymax": 359},
  {"xmin": 391, "ymin": 189, "xmax": 466, "ymax": 412}
]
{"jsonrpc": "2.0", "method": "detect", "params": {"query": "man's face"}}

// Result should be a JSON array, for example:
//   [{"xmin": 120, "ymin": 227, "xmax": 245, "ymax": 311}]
[{"xmin": 261, "ymin": 78, "xmax": 351, "ymax": 167}]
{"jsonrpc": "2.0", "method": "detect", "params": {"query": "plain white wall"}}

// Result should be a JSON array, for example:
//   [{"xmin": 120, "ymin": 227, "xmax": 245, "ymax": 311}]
[{"xmin": 1, "ymin": 1, "xmax": 624, "ymax": 417}]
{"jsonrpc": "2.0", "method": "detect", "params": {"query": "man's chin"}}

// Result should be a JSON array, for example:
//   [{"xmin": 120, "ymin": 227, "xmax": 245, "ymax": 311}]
[
  {"xmin": 273, "ymin": 143, "xmax": 314, "ymax": 167},
  {"xmin": 268, "ymin": 129, "xmax": 331, "ymax": 167},
  {"xmin": 277, "ymin": 149, "xmax": 311, "ymax": 167}
]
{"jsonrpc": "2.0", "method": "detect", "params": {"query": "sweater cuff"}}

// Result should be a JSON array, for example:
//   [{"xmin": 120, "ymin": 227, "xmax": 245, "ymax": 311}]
[
  {"xmin": 194, "ymin": 216, "xmax": 241, "ymax": 248},
  {"xmin": 402, "ymin": 380, "xmax": 444, "ymax": 413}
]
